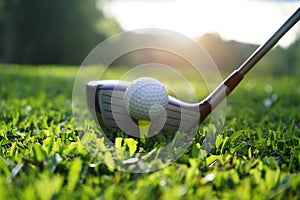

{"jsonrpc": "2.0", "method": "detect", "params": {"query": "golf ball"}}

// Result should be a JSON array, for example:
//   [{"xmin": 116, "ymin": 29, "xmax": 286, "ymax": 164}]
[{"xmin": 124, "ymin": 77, "xmax": 169, "ymax": 120}]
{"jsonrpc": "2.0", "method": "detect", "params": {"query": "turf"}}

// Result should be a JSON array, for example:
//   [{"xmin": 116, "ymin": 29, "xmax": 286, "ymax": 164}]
[{"xmin": 0, "ymin": 64, "xmax": 299, "ymax": 199}]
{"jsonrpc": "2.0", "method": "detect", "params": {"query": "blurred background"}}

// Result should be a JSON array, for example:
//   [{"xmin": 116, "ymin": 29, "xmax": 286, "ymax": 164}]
[{"xmin": 0, "ymin": 0, "xmax": 299, "ymax": 76}]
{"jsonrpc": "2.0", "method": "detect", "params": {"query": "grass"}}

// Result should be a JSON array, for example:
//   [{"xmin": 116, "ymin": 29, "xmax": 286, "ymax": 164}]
[{"xmin": 0, "ymin": 64, "xmax": 300, "ymax": 199}]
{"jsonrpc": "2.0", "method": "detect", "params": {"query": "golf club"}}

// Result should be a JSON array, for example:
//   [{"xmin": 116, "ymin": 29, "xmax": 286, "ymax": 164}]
[{"xmin": 86, "ymin": 7, "xmax": 300, "ymax": 136}]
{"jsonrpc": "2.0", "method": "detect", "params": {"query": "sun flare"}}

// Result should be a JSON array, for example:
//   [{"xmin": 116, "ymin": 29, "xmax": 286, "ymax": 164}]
[{"xmin": 105, "ymin": 0, "xmax": 299, "ymax": 47}]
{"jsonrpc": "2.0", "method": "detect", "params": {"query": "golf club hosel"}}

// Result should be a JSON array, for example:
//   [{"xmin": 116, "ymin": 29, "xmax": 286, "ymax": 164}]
[{"xmin": 204, "ymin": 70, "xmax": 244, "ymax": 108}]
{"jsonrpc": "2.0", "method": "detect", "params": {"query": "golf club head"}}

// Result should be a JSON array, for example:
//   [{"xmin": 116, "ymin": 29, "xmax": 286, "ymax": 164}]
[{"xmin": 86, "ymin": 80, "xmax": 203, "ymax": 137}]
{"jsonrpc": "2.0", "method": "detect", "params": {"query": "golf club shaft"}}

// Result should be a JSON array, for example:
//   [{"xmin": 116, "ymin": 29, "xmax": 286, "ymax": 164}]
[
  {"xmin": 199, "ymin": 6, "xmax": 300, "ymax": 122},
  {"xmin": 239, "ymin": 7, "xmax": 300, "ymax": 75}
]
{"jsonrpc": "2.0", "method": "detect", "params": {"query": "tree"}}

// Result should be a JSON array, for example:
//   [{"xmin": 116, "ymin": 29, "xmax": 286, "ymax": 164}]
[
  {"xmin": 0, "ymin": 0, "xmax": 121, "ymax": 65},
  {"xmin": 0, "ymin": 0, "xmax": 18, "ymax": 63}
]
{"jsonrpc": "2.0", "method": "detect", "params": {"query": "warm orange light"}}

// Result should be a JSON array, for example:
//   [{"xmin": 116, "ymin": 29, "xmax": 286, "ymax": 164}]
[{"xmin": 105, "ymin": 0, "xmax": 299, "ymax": 47}]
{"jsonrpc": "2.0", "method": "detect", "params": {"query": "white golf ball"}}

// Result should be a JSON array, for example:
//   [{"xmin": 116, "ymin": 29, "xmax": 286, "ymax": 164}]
[{"xmin": 124, "ymin": 77, "xmax": 169, "ymax": 120}]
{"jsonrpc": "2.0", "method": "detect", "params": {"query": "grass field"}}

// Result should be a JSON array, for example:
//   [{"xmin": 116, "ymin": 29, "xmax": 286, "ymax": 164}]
[{"xmin": 0, "ymin": 64, "xmax": 300, "ymax": 199}]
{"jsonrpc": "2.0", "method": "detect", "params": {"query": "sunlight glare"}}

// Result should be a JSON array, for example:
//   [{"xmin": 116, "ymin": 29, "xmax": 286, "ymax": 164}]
[{"xmin": 105, "ymin": 0, "xmax": 299, "ymax": 46}]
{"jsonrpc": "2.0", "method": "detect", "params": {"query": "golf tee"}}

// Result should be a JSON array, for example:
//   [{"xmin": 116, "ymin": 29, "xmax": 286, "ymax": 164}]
[{"xmin": 138, "ymin": 120, "xmax": 151, "ymax": 143}]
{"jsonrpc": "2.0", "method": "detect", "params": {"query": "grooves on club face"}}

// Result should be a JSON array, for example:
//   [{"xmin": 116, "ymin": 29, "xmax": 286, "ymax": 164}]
[{"xmin": 86, "ymin": 80, "xmax": 205, "ymax": 137}]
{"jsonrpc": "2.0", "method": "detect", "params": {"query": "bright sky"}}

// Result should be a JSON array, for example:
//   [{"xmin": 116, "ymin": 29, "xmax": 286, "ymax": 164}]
[{"xmin": 104, "ymin": 0, "xmax": 300, "ymax": 47}]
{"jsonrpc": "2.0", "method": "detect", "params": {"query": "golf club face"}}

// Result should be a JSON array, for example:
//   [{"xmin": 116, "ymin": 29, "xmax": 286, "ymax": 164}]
[{"xmin": 86, "ymin": 80, "xmax": 201, "ymax": 138}]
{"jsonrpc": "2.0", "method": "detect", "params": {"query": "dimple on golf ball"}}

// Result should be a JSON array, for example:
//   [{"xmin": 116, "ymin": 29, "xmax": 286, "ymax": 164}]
[{"xmin": 124, "ymin": 77, "xmax": 169, "ymax": 120}]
